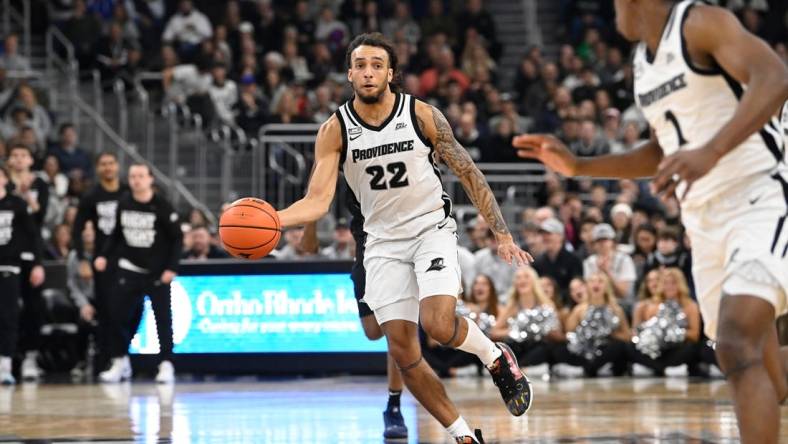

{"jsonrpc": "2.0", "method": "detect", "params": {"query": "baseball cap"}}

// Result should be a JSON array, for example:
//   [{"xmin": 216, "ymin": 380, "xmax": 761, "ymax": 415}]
[
  {"xmin": 335, "ymin": 217, "xmax": 350, "ymax": 229},
  {"xmin": 610, "ymin": 203, "xmax": 632, "ymax": 218},
  {"xmin": 539, "ymin": 218, "xmax": 564, "ymax": 235},
  {"xmin": 592, "ymin": 223, "xmax": 616, "ymax": 241},
  {"xmin": 239, "ymin": 21, "xmax": 254, "ymax": 34}
]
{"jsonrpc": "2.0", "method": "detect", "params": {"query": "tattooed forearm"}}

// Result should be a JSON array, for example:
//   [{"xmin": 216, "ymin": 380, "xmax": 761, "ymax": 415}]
[{"xmin": 429, "ymin": 106, "xmax": 510, "ymax": 238}]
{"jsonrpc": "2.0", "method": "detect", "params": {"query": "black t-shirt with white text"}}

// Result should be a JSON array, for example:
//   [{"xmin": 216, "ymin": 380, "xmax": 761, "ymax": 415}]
[
  {"xmin": 0, "ymin": 193, "xmax": 43, "ymax": 269},
  {"xmin": 72, "ymin": 182, "xmax": 130, "ymax": 261},
  {"xmin": 102, "ymin": 192, "xmax": 183, "ymax": 276}
]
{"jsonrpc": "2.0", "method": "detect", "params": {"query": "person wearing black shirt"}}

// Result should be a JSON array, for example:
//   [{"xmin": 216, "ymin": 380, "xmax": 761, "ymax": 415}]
[
  {"xmin": 0, "ymin": 166, "xmax": 44, "ymax": 385},
  {"xmin": 72, "ymin": 151, "xmax": 132, "ymax": 373},
  {"xmin": 5, "ymin": 142, "xmax": 48, "ymax": 381},
  {"xmin": 94, "ymin": 163, "xmax": 183, "ymax": 383},
  {"xmin": 532, "ymin": 218, "xmax": 583, "ymax": 304}
]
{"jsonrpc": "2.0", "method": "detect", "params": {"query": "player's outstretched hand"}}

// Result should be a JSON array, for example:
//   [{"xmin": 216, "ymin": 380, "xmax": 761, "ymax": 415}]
[
  {"xmin": 512, "ymin": 134, "xmax": 578, "ymax": 177},
  {"xmin": 651, "ymin": 146, "xmax": 721, "ymax": 201},
  {"xmin": 496, "ymin": 236, "xmax": 534, "ymax": 267}
]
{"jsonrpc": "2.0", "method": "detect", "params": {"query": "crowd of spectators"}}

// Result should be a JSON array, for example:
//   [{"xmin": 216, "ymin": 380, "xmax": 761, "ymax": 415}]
[{"xmin": 0, "ymin": 0, "xmax": 785, "ymax": 379}]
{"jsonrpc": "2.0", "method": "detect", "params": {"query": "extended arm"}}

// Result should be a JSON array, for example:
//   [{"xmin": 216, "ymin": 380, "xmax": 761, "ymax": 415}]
[
  {"xmin": 277, "ymin": 115, "xmax": 342, "ymax": 228},
  {"xmin": 513, "ymin": 132, "xmax": 664, "ymax": 179},
  {"xmin": 416, "ymin": 101, "xmax": 531, "ymax": 265}
]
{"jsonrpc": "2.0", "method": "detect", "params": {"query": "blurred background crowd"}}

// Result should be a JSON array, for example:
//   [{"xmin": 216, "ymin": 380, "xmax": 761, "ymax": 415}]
[{"xmin": 0, "ymin": 0, "xmax": 786, "ymax": 379}]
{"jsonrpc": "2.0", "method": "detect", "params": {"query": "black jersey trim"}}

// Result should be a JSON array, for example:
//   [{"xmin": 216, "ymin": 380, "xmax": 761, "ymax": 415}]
[
  {"xmin": 679, "ymin": 2, "xmax": 722, "ymax": 76},
  {"xmin": 348, "ymin": 92, "xmax": 401, "ymax": 132},
  {"xmin": 396, "ymin": 93, "xmax": 406, "ymax": 117},
  {"xmin": 770, "ymin": 173, "xmax": 788, "ymax": 257},
  {"xmin": 335, "ymin": 108, "xmax": 349, "ymax": 166},
  {"xmin": 344, "ymin": 103, "xmax": 359, "ymax": 127},
  {"xmin": 410, "ymin": 96, "xmax": 434, "ymax": 148},
  {"xmin": 719, "ymin": 68, "xmax": 784, "ymax": 164},
  {"xmin": 645, "ymin": 0, "xmax": 680, "ymax": 64}
]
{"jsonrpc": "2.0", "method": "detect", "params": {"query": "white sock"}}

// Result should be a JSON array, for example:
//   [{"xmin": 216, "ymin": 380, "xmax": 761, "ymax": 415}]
[
  {"xmin": 455, "ymin": 316, "xmax": 501, "ymax": 367},
  {"xmin": 446, "ymin": 415, "xmax": 474, "ymax": 440}
]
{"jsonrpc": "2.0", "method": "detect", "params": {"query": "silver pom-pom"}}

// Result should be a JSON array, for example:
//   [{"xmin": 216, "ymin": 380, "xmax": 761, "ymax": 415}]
[
  {"xmin": 455, "ymin": 300, "xmax": 472, "ymax": 317},
  {"xmin": 568, "ymin": 305, "xmax": 620, "ymax": 360},
  {"xmin": 507, "ymin": 306, "xmax": 559, "ymax": 343},
  {"xmin": 473, "ymin": 312, "xmax": 496, "ymax": 335},
  {"xmin": 633, "ymin": 299, "xmax": 688, "ymax": 359}
]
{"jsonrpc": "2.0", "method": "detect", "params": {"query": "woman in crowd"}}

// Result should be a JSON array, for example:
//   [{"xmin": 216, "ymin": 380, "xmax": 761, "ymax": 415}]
[
  {"xmin": 490, "ymin": 266, "xmax": 562, "ymax": 367},
  {"xmin": 629, "ymin": 268, "xmax": 701, "ymax": 376},
  {"xmin": 554, "ymin": 272, "xmax": 631, "ymax": 377}
]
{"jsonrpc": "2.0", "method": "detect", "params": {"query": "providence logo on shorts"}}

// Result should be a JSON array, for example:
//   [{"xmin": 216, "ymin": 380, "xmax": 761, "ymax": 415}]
[{"xmin": 426, "ymin": 257, "xmax": 445, "ymax": 272}]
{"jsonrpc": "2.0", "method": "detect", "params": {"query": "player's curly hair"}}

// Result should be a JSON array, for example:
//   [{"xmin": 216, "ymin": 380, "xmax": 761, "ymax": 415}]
[{"xmin": 345, "ymin": 32, "xmax": 401, "ymax": 92}]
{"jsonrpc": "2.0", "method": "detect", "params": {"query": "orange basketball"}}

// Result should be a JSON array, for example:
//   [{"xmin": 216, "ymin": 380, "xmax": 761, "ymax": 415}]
[{"xmin": 219, "ymin": 197, "xmax": 281, "ymax": 259}]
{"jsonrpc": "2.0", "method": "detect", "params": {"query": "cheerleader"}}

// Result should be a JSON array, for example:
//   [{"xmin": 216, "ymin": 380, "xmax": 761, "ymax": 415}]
[
  {"xmin": 629, "ymin": 268, "xmax": 701, "ymax": 376},
  {"xmin": 553, "ymin": 273, "xmax": 631, "ymax": 377},
  {"xmin": 490, "ymin": 266, "xmax": 562, "ymax": 367}
]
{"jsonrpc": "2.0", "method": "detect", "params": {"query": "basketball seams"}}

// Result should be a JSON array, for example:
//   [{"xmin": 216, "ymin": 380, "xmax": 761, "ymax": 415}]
[{"xmin": 219, "ymin": 199, "xmax": 282, "ymax": 256}]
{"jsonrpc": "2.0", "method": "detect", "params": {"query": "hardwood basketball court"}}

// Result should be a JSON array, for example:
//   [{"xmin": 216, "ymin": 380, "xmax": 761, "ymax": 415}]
[{"xmin": 1, "ymin": 375, "xmax": 783, "ymax": 443}]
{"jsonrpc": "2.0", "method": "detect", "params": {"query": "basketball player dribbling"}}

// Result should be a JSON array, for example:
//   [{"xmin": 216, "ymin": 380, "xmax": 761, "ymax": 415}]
[
  {"xmin": 277, "ymin": 33, "xmax": 533, "ymax": 443},
  {"xmin": 513, "ymin": 1, "xmax": 788, "ymax": 442}
]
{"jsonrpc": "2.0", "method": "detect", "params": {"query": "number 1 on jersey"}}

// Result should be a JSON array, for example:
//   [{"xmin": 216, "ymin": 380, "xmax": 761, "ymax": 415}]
[
  {"xmin": 366, "ymin": 162, "xmax": 409, "ymax": 190},
  {"xmin": 665, "ymin": 110, "xmax": 688, "ymax": 146}
]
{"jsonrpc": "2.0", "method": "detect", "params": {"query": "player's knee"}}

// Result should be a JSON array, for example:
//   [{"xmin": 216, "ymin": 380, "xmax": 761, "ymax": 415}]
[
  {"xmin": 420, "ymin": 311, "xmax": 456, "ymax": 345},
  {"xmin": 385, "ymin": 335, "xmax": 419, "ymax": 367},
  {"xmin": 715, "ymin": 318, "xmax": 762, "ymax": 375}
]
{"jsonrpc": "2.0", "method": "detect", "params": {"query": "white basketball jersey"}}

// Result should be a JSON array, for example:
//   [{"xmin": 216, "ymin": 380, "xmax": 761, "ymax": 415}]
[
  {"xmin": 633, "ymin": 0, "xmax": 786, "ymax": 207},
  {"xmin": 336, "ymin": 93, "xmax": 452, "ymax": 243}
]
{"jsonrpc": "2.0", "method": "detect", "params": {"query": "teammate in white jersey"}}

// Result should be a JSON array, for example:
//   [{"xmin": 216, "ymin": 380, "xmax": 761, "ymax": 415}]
[
  {"xmin": 513, "ymin": 2, "xmax": 788, "ymax": 442},
  {"xmin": 278, "ymin": 33, "xmax": 533, "ymax": 444}
]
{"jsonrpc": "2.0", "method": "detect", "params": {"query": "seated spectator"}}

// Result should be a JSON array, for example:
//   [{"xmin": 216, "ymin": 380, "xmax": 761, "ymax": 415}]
[
  {"xmin": 473, "ymin": 229, "xmax": 514, "ymax": 298},
  {"xmin": 37, "ymin": 154, "xmax": 69, "ymax": 237},
  {"xmin": 0, "ymin": 106, "xmax": 33, "ymax": 141},
  {"xmin": 310, "ymin": 84, "xmax": 337, "ymax": 124},
  {"xmin": 631, "ymin": 223, "xmax": 657, "ymax": 276},
  {"xmin": 96, "ymin": 21, "xmax": 140, "ymax": 86},
  {"xmin": 62, "ymin": 0, "xmax": 103, "ymax": 69},
  {"xmin": 456, "ymin": 0, "xmax": 500, "ymax": 59},
  {"xmin": 533, "ymin": 218, "xmax": 583, "ymax": 303},
  {"xmin": 182, "ymin": 225, "xmax": 227, "ymax": 260},
  {"xmin": 553, "ymin": 272, "xmax": 631, "ymax": 377},
  {"xmin": 272, "ymin": 227, "xmax": 316, "ymax": 260},
  {"xmin": 419, "ymin": 46, "xmax": 470, "ymax": 98},
  {"xmin": 570, "ymin": 119, "xmax": 609, "ymax": 157},
  {"xmin": 563, "ymin": 277, "xmax": 588, "ymax": 327},
  {"xmin": 283, "ymin": 39, "xmax": 311, "ymax": 84},
  {"xmin": 162, "ymin": 0, "xmax": 213, "ymax": 62},
  {"xmin": 6, "ymin": 84, "xmax": 51, "ymax": 141},
  {"xmin": 629, "ymin": 268, "xmax": 701, "ymax": 376},
  {"xmin": 583, "ymin": 223, "xmax": 637, "ymax": 308},
  {"xmin": 642, "ymin": 226, "xmax": 693, "ymax": 296},
  {"xmin": 315, "ymin": 7, "xmax": 349, "ymax": 54},
  {"xmin": 455, "ymin": 112, "xmax": 484, "ymax": 161},
  {"xmin": 383, "ymin": 1, "xmax": 420, "ymax": 46},
  {"xmin": 45, "ymin": 223, "xmax": 72, "ymax": 260},
  {"xmin": 163, "ymin": 57, "xmax": 213, "ymax": 121},
  {"xmin": 48, "ymin": 123, "xmax": 93, "ymax": 179},
  {"xmin": 207, "ymin": 63, "xmax": 237, "ymax": 126},
  {"xmin": 320, "ymin": 218, "xmax": 354, "ymax": 260},
  {"xmin": 0, "ymin": 33, "xmax": 31, "ymax": 74},
  {"xmin": 234, "ymin": 73, "xmax": 269, "ymax": 134},
  {"xmin": 609, "ymin": 203, "xmax": 632, "ymax": 246},
  {"xmin": 420, "ymin": 0, "xmax": 456, "ymax": 45},
  {"xmin": 490, "ymin": 266, "xmax": 561, "ymax": 367}
]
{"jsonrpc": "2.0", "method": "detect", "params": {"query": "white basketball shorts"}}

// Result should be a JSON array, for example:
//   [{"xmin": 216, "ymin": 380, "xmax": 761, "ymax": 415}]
[
  {"xmin": 682, "ymin": 170, "xmax": 788, "ymax": 340},
  {"xmin": 362, "ymin": 217, "xmax": 462, "ymax": 325}
]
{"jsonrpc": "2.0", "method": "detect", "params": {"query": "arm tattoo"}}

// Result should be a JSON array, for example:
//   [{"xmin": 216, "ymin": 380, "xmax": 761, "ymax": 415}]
[{"xmin": 428, "ymin": 106, "xmax": 510, "ymax": 237}]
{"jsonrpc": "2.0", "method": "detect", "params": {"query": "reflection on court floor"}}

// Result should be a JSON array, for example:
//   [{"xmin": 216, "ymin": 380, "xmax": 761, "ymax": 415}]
[{"xmin": 0, "ymin": 376, "xmax": 782, "ymax": 443}]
